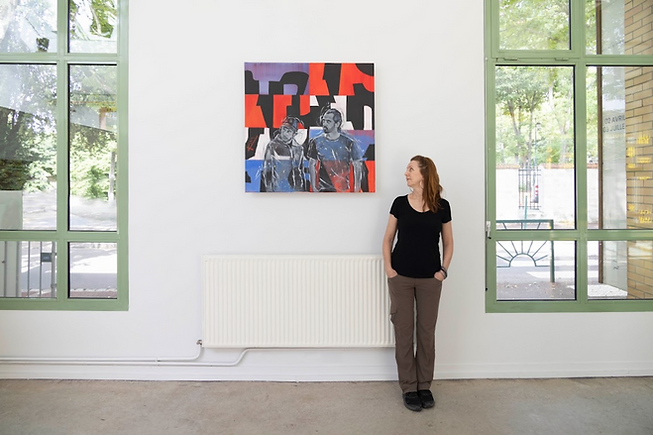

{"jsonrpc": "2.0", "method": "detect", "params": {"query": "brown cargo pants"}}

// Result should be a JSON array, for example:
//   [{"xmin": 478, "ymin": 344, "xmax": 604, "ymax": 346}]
[{"xmin": 388, "ymin": 274, "xmax": 443, "ymax": 393}]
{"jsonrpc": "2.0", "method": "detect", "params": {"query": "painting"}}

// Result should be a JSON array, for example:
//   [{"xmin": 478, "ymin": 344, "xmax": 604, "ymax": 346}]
[{"xmin": 245, "ymin": 62, "xmax": 375, "ymax": 193}]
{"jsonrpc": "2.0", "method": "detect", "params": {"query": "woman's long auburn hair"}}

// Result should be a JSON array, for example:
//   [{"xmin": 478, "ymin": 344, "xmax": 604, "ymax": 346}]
[{"xmin": 411, "ymin": 155, "xmax": 442, "ymax": 213}]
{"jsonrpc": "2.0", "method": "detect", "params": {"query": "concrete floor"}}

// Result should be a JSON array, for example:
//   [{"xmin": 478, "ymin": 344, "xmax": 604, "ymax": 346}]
[{"xmin": 1, "ymin": 377, "xmax": 652, "ymax": 435}]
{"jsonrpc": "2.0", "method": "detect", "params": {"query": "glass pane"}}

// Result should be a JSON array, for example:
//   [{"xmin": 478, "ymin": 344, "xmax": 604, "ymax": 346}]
[
  {"xmin": 69, "ymin": 0, "xmax": 118, "ymax": 53},
  {"xmin": 69, "ymin": 65, "xmax": 117, "ymax": 231},
  {"xmin": 495, "ymin": 66, "xmax": 575, "ymax": 229},
  {"xmin": 0, "ymin": 64, "xmax": 57, "ymax": 231},
  {"xmin": 586, "ymin": 0, "xmax": 653, "ymax": 55},
  {"xmin": 497, "ymin": 240, "xmax": 575, "ymax": 300},
  {"xmin": 499, "ymin": 0, "xmax": 570, "ymax": 50},
  {"xmin": 588, "ymin": 66, "xmax": 653, "ymax": 230},
  {"xmin": 0, "ymin": 0, "xmax": 57, "ymax": 53},
  {"xmin": 0, "ymin": 240, "xmax": 56, "ymax": 298},
  {"xmin": 589, "ymin": 240, "xmax": 653, "ymax": 300},
  {"xmin": 69, "ymin": 242, "xmax": 117, "ymax": 299}
]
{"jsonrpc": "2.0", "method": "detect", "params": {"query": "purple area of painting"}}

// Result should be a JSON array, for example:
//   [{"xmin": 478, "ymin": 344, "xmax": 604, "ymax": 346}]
[{"xmin": 245, "ymin": 63, "xmax": 309, "ymax": 95}]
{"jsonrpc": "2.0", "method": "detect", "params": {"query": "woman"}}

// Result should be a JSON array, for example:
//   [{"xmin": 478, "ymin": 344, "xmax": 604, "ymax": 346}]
[{"xmin": 382, "ymin": 155, "xmax": 454, "ymax": 412}]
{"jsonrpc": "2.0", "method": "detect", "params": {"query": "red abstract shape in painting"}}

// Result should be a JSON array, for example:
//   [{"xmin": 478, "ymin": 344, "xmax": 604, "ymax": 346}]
[
  {"xmin": 245, "ymin": 95, "xmax": 267, "ymax": 128},
  {"xmin": 309, "ymin": 63, "xmax": 330, "ymax": 96},
  {"xmin": 365, "ymin": 160, "xmax": 375, "ymax": 192},
  {"xmin": 339, "ymin": 63, "xmax": 374, "ymax": 96}
]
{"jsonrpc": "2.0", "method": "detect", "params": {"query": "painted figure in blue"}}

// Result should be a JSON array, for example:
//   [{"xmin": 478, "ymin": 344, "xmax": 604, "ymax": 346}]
[
  {"xmin": 260, "ymin": 117, "xmax": 306, "ymax": 192},
  {"xmin": 306, "ymin": 108, "xmax": 364, "ymax": 192}
]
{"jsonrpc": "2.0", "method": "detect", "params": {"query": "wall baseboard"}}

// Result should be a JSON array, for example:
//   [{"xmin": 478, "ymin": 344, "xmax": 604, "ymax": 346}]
[{"xmin": 1, "ymin": 360, "xmax": 651, "ymax": 381}]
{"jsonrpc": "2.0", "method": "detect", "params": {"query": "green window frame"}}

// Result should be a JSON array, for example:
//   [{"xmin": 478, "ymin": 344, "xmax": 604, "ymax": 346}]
[
  {"xmin": 0, "ymin": 0, "xmax": 128, "ymax": 310},
  {"xmin": 485, "ymin": 0, "xmax": 653, "ymax": 312}
]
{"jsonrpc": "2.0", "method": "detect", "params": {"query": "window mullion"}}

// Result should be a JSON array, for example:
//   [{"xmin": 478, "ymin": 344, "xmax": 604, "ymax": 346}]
[
  {"xmin": 488, "ymin": 0, "xmax": 500, "ymax": 58},
  {"xmin": 116, "ymin": 2, "xmax": 129, "ymax": 310},
  {"xmin": 58, "ymin": 0, "xmax": 69, "ymax": 55},
  {"xmin": 57, "ymin": 0, "xmax": 68, "ymax": 236},
  {"xmin": 57, "ymin": 0, "xmax": 70, "ymax": 303},
  {"xmin": 575, "ymin": 62, "xmax": 589, "ymax": 302},
  {"xmin": 56, "ymin": 59, "xmax": 69, "ymax": 302},
  {"xmin": 485, "ymin": 54, "xmax": 498, "ymax": 305},
  {"xmin": 570, "ymin": 0, "xmax": 586, "ymax": 57}
]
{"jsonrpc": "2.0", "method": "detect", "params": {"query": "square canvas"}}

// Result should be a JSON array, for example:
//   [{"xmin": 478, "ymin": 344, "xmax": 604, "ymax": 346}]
[{"xmin": 245, "ymin": 62, "xmax": 375, "ymax": 193}]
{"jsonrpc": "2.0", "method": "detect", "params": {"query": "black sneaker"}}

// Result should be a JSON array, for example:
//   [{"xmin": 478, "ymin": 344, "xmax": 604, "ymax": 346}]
[
  {"xmin": 417, "ymin": 389, "xmax": 435, "ymax": 408},
  {"xmin": 403, "ymin": 391, "xmax": 422, "ymax": 412}
]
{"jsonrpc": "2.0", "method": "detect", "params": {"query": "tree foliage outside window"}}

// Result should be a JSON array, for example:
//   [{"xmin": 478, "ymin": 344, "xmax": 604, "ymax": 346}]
[
  {"xmin": 70, "ymin": 0, "xmax": 117, "ymax": 40},
  {"xmin": 0, "ymin": 0, "xmax": 118, "ymax": 200},
  {"xmin": 0, "ymin": 64, "xmax": 57, "ymax": 191},
  {"xmin": 495, "ymin": 0, "xmax": 599, "ymax": 167},
  {"xmin": 499, "ymin": 0, "xmax": 571, "ymax": 50},
  {"xmin": 496, "ymin": 66, "xmax": 579, "ymax": 166}
]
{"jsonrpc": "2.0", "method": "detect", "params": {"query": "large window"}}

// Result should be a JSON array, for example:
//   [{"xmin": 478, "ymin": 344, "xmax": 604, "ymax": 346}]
[
  {"xmin": 0, "ymin": 0, "xmax": 127, "ymax": 310},
  {"xmin": 486, "ymin": 0, "xmax": 653, "ymax": 312}
]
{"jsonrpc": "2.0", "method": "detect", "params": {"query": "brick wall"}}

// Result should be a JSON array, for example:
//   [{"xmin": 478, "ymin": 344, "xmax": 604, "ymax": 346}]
[{"xmin": 624, "ymin": 0, "xmax": 653, "ymax": 298}]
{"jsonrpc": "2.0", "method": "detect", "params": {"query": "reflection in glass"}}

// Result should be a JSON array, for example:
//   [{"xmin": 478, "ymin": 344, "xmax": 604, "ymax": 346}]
[
  {"xmin": 69, "ymin": 65, "xmax": 117, "ymax": 231},
  {"xmin": 588, "ymin": 67, "xmax": 653, "ymax": 230},
  {"xmin": 0, "ymin": 64, "xmax": 57, "ymax": 230},
  {"xmin": 0, "ymin": 241, "xmax": 56, "ymax": 298},
  {"xmin": 586, "ymin": 0, "xmax": 653, "ymax": 55},
  {"xmin": 0, "ymin": 0, "xmax": 57, "ymax": 53},
  {"xmin": 69, "ymin": 242, "xmax": 117, "ymax": 299},
  {"xmin": 497, "ymin": 241, "xmax": 575, "ymax": 300},
  {"xmin": 499, "ymin": 0, "xmax": 570, "ymax": 50},
  {"xmin": 589, "ymin": 240, "xmax": 653, "ymax": 300},
  {"xmin": 69, "ymin": 0, "xmax": 118, "ymax": 53},
  {"xmin": 495, "ymin": 66, "xmax": 575, "ymax": 229}
]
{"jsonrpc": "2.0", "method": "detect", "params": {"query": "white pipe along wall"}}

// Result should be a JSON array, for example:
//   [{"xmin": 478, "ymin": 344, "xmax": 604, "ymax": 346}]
[{"xmin": 0, "ymin": 0, "xmax": 652, "ymax": 381}]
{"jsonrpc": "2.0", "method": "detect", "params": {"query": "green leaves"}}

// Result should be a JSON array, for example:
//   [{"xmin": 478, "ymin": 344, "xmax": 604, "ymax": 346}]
[
  {"xmin": 495, "ymin": 66, "xmax": 576, "ymax": 166},
  {"xmin": 499, "ymin": 0, "xmax": 570, "ymax": 50},
  {"xmin": 70, "ymin": 0, "xmax": 117, "ymax": 39}
]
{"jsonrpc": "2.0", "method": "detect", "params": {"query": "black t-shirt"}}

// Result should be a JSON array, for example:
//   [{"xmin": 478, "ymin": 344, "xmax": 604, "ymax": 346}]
[{"xmin": 390, "ymin": 195, "xmax": 452, "ymax": 278}]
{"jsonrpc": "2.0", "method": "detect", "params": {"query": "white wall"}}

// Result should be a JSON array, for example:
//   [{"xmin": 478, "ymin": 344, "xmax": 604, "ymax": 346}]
[{"xmin": 1, "ymin": 0, "xmax": 652, "ymax": 381}]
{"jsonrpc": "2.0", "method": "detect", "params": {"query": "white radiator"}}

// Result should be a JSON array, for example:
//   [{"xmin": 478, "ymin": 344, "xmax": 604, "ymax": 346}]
[{"xmin": 202, "ymin": 255, "xmax": 393, "ymax": 348}]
